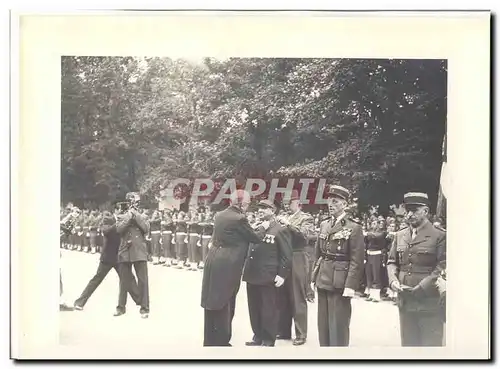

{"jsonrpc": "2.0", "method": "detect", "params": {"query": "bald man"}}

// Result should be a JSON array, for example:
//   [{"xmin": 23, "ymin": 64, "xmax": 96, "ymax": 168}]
[{"xmin": 201, "ymin": 190, "xmax": 263, "ymax": 347}]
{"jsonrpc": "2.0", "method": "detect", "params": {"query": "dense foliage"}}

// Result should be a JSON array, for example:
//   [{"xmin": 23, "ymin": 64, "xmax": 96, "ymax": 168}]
[{"xmin": 61, "ymin": 56, "xmax": 446, "ymax": 213}]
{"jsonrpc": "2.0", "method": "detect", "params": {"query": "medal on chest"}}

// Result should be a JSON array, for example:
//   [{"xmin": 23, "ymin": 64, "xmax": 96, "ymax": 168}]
[{"xmin": 263, "ymin": 234, "xmax": 276, "ymax": 244}]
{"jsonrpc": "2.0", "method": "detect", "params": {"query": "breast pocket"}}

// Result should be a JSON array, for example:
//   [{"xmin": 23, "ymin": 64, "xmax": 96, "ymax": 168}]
[
  {"xmin": 332, "ymin": 263, "xmax": 349, "ymax": 289},
  {"xmin": 415, "ymin": 246, "xmax": 437, "ymax": 266},
  {"xmin": 397, "ymin": 246, "xmax": 407, "ymax": 264}
]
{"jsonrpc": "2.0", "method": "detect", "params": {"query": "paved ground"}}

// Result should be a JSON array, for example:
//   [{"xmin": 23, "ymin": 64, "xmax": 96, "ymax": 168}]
[{"xmin": 59, "ymin": 249, "xmax": 401, "ymax": 356}]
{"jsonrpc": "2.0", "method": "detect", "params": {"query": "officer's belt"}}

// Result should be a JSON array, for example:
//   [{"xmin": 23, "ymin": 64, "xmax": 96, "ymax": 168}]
[
  {"xmin": 400, "ymin": 265, "xmax": 435, "ymax": 273},
  {"xmin": 320, "ymin": 253, "xmax": 350, "ymax": 262},
  {"xmin": 151, "ymin": 231, "xmax": 161, "ymax": 234},
  {"xmin": 367, "ymin": 250, "xmax": 383, "ymax": 255}
]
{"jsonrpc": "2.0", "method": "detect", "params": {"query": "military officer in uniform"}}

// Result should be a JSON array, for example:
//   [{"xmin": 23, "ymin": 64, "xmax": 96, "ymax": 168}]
[
  {"xmin": 201, "ymin": 190, "xmax": 263, "ymax": 347},
  {"xmin": 311, "ymin": 185, "xmax": 365, "ymax": 347},
  {"xmin": 387, "ymin": 192, "xmax": 446, "ymax": 346},
  {"xmin": 243, "ymin": 199, "xmax": 293, "ymax": 347},
  {"xmin": 277, "ymin": 190, "xmax": 316, "ymax": 346}
]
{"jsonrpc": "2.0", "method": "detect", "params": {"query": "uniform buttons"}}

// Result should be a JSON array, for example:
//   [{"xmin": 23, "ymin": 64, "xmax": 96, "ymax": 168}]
[{"xmin": 250, "ymin": 257, "xmax": 253, "ymax": 259}]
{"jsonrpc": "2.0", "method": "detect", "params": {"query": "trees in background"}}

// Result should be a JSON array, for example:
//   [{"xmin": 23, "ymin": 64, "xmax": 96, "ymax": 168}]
[{"xmin": 61, "ymin": 56, "xmax": 446, "ymax": 213}]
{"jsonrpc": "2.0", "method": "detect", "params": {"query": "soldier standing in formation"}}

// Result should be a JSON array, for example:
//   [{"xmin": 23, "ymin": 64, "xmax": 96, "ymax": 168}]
[
  {"xmin": 243, "ymin": 199, "xmax": 293, "ymax": 347},
  {"xmin": 387, "ymin": 192, "xmax": 446, "ymax": 346},
  {"xmin": 161, "ymin": 210, "xmax": 176, "ymax": 267},
  {"xmin": 198, "ymin": 210, "xmax": 214, "ymax": 269},
  {"xmin": 364, "ymin": 216, "xmax": 388, "ymax": 302},
  {"xmin": 174, "ymin": 211, "xmax": 189, "ymax": 269},
  {"xmin": 276, "ymin": 190, "xmax": 316, "ymax": 346},
  {"xmin": 150, "ymin": 209, "xmax": 163, "ymax": 265},
  {"xmin": 311, "ymin": 185, "xmax": 365, "ymax": 347},
  {"xmin": 201, "ymin": 190, "xmax": 262, "ymax": 347},
  {"xmin": 187, "ymin": 210, "xmax": 202, "ymax": 271}
]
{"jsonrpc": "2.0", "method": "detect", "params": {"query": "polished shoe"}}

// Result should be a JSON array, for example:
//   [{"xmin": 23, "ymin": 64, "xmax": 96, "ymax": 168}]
[
  {"xmin": 141, "ymin": 312, "xmax": 149, "ymax": 319},
  {"xmin": 59, "ymin": 303, "xmax": 74, "ymax": 311},
  {"xmin": 276, "ymin": 335, "xmax": 291, "ymax": 340},
  {"xmin": 262, "ymin": 341, "xmax": 275, "ymax": 347},
  {"xmin": 245, "ymin": 340, "xmax": 262, "ymax": 346},
  {"xmin": 293, "ymin": 338, "xmax": 306, "ymax": 346},
  {"xmin": 113, "ymin": 309, "xmax": 125, "ymax": 317},
  {"xmin": 73, "ymin": 304, "xmax": 84, "ymax": 311}
]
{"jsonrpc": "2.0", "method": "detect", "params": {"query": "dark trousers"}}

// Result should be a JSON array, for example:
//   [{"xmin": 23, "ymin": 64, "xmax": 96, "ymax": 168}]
[
  {"xmin": 203, "ymin": 294, "xmax": 237, "ymax": 346},
  {"xmin": 366, "ymin": 253, "xmax": 383, "ymax": 289},
  {"xmin": 151, "ymin": 233, "xmax": 162, "ymax": 258},
  {"xmin": 118, "ymin": 261, "xmax": 149, "ymax": 313},
  {"xmin": 175, "ymin": 234, "xmax": 188, "ymax": 261},
  {"xmin": 304, "ymin": 245, "xmax": 315, "ymax": 299},
  {"xmin": 201, "ymin": 236, "xmax": 211, "ymax": 262},
  {"xmin": 162, "ymin": 232, "xmax": 174, "ymax": 258},
  {"xmin": 74, "ymin": 261, "xmax": 124, "ymax": 307},
  {"xmin": 278, "ymin": 251, "xmax": 308, "ymax": 339},
  {"xmin": 247, "ymin": 283, "xmax": 279, "ymax": 345},
  {"xmin": 89, "ymin": 230, "xmax": 97, "ymax": 249},
  {"xmin": 317, "ymin": 288, "xmax": 352, "ymax": 346},
  {"xmin": 188, "ymin": 235, "xmax": 200, "ymax": 263},
  {"xmin": 399, "ymin": 310, "xmax": 444, "ymax": 346}
]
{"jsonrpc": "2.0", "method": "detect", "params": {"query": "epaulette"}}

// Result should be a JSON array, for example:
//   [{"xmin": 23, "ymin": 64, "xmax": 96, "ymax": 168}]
[
  {"xmin": 434, "ymin": 224, "xmax": 446, "ymax": 232},
  {"xmin": 348, "ymin": 217, "xmax": 362, "ymax": 225}
]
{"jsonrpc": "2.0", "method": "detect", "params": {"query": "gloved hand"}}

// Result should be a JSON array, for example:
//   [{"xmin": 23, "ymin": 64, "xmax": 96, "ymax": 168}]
[{"xmin": 274, "ymin": 275, "xmax": 285, "ymax": 287}]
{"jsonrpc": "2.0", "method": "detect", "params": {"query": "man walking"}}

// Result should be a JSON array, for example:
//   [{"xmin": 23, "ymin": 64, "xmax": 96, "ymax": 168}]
[{"xmin": 74, "ymin": 207, "xmax": 140, "ymax": 312}]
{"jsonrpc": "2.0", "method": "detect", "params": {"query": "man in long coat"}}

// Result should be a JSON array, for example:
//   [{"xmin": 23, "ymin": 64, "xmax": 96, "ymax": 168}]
[{"xmin": 201, "ymin": 190, "xmax": 262, "ymax": 346}]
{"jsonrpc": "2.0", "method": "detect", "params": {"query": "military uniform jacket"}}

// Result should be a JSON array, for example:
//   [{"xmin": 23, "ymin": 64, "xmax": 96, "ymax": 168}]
[
  {"xmin": 287, "ymin": 210, "xmax": 317, "ymax": 251},
  {"xmin": 313, "ymin": 216, "xmax": 365, "ymax": 292},
  {"xmin": 99, "ymin": 213, "xmax": 121, "ymax": 265},
  {"xmin": 387, "ymin": 220, "xmax": 446, "ymax": 312},
  {"xmin": 242, "ymin": 220, "xmax": 293, "ymax": 285},
  {"xmin": 201, "ymin": 206, "xmax": 262, "ymax": 310},
  {"xmin": 116, "ymin": 211, "xmax": 150, "ymax": 263}
]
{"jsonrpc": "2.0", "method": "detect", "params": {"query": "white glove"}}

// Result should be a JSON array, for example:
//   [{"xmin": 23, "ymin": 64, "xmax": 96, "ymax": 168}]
[
  {"xmin": 261, "ymin": 220, "xmax": 271, "ymax": 230},
  {"xmin": 274, "ymin": 275, "xmax": 285, "ymax": 287},
  {"xmin": 208, "ymin": 241, "xmax": 213, "ymax": 249},
  {"xmin": 342, "ymin": 287, "xmax": 355, "ymax": 298}
]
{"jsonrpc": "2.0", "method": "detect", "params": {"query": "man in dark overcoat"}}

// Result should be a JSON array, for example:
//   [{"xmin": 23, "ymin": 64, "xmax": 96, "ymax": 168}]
[{"xmin": 200, "ymin": 190, "xmax": 262, "ymax": 346}]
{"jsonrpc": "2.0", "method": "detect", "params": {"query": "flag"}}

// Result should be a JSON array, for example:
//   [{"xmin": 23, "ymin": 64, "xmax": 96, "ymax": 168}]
[{"xmin": 436, "ymin": 130, "xmax": 448, "ymax": 223}]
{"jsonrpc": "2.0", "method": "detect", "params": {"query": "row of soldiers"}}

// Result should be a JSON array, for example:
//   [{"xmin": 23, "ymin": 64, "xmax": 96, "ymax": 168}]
[
  {"xmin": 60, "ymin": 207, "xmax": 215, "ymax": 270},
  {"xmin": 60, "ymin": 204, "xmax": 420, "ymax": 298}
]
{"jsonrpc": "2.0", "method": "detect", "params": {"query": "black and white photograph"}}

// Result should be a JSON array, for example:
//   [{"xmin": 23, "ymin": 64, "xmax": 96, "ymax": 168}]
[{"xmin": 13, "ymin": 11, "xmax": 490, "ymax": 360}]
